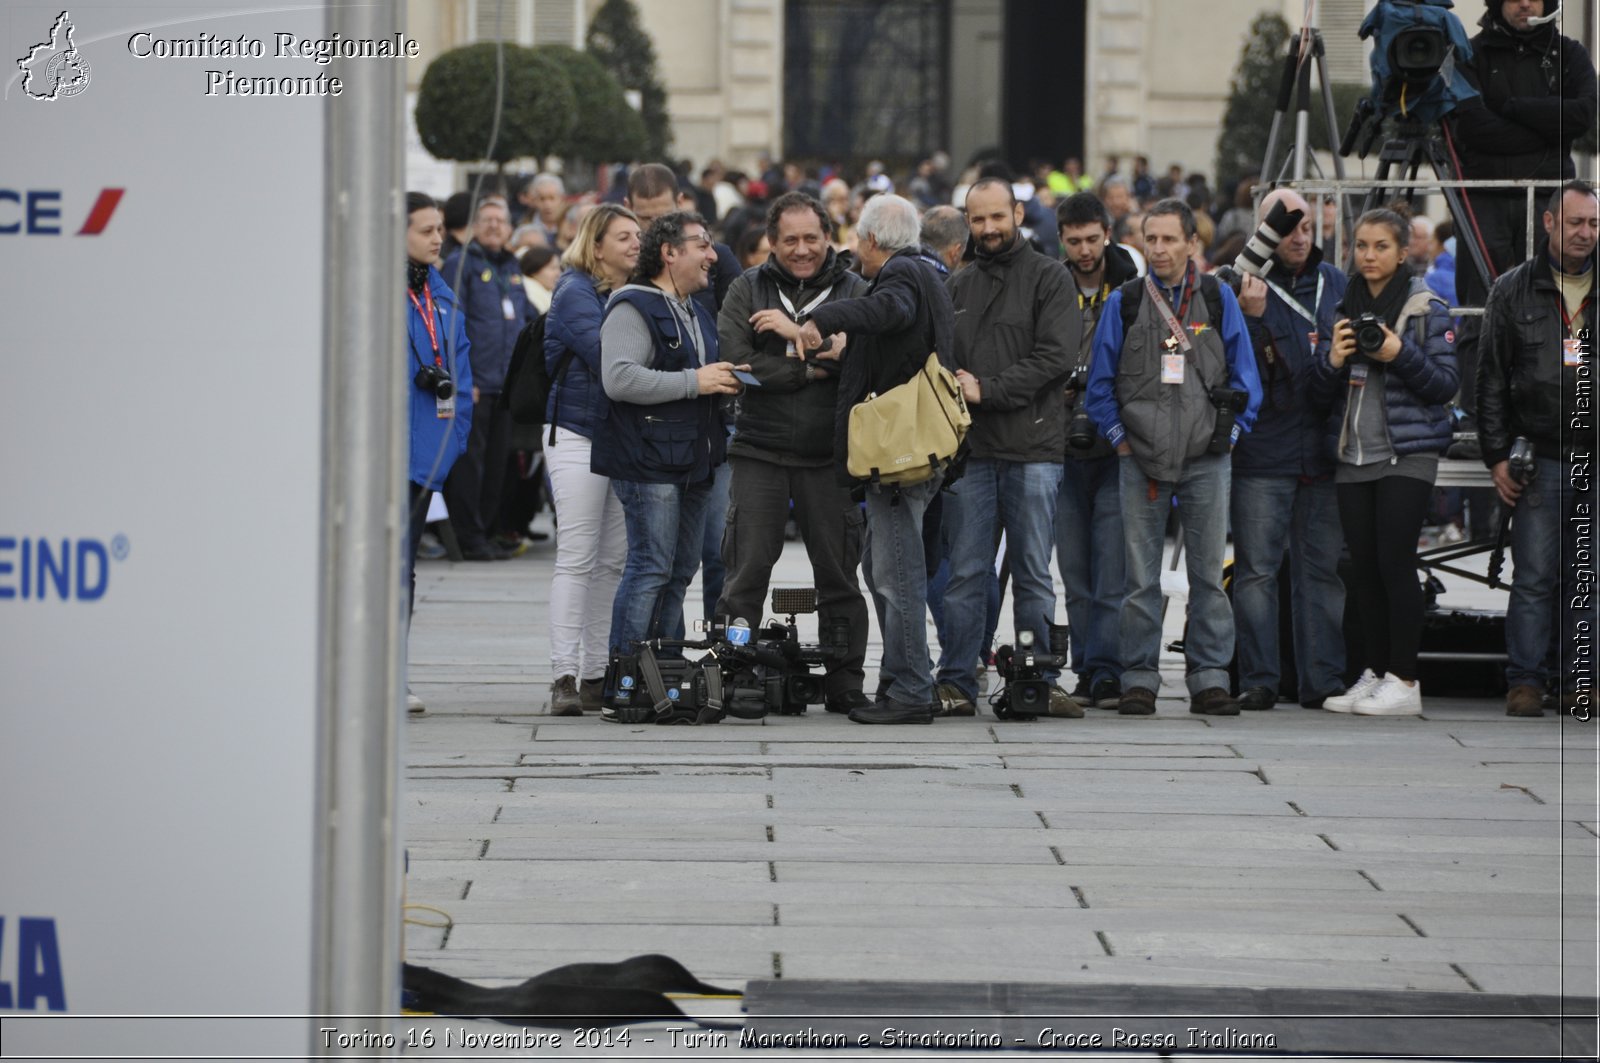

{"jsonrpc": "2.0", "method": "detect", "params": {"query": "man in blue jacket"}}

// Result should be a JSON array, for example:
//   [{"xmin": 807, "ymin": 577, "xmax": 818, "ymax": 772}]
[
  {"xmin": 1085, "ymin": 199, "xmax": 1262, "ymax": 717},
  {"xmin": 1231, "ymin": 189, "xmax": 1350, "ymax": 710},
  {"xmin": 440, "ymin": 197, "xmax": 532, "ymax": 560}
]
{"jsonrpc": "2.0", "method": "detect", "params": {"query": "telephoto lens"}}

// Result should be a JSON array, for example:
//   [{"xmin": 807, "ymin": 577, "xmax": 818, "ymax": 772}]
[{"xmin": 1234, "ymin": 200, "xmax": 1305, "ymax": 278}]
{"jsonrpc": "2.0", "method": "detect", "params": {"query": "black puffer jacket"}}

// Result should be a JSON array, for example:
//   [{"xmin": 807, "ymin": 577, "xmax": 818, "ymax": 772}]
[
  {"xmin": 806, "ymin": 247, "xmax": 957, "ymax": 483},
  {"xmin": 1476, "ymin": 241, "xmax": 1596, "ymax": 465},
  {"xmin": 1452, "ymin": 0, "xmax": 1598, "ymax": 184},
  {"xmin": 719, "ymin": 249, "xmax": 868, "ymax": 465},
  {"xmin": 947, "ymin": 234, "xmax": 1079, "ymax": 462}
]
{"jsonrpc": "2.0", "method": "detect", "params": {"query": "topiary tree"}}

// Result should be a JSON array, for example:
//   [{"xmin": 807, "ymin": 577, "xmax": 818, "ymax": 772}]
[
  {"xmin": 1215, "ymin": 14, "xmax": 1293, "ymax": 190},
  {"xmin": 535, "ymin": 43, "xmax": 647, "ymax": 165},
  {"xmin": 586, "ymin": 0, "xmax": 672, "ymax": 159},
  {"xmin": 415, "ymin": 42, "xmax": 577, "ymax": 172}
]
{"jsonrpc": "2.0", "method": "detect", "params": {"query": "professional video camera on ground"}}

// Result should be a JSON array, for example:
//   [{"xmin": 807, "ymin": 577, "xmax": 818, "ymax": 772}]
[
  {"xmin": 991, "ymin": 625, "xmax": 1075, "ymax": 721},
  {"xmin": 1339, "ymin": 0, "xmax": 1495, "ymax": 286},
  {"xmin": 599, "ymin": 587, "xmax": 847, "ymax": 725}
]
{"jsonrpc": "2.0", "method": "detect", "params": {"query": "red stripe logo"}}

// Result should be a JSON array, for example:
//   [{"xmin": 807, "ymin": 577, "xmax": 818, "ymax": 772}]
[{"xmin": 76, "ymin": 188, "xmax": 123, "ymax": 235}]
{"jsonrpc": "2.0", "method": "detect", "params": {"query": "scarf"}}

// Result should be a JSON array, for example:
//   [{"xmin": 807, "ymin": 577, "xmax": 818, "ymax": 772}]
[
  {"xmin": 1337, "ymin": 264, "xmax": 1412, "ymax": 330},
  {"xmin": 406, "ymin": 259, "xmax": 430, "ymax": 293}
]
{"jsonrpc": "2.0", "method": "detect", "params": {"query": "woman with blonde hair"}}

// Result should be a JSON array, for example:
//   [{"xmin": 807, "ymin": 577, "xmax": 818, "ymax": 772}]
[{"xmin": 542, "ymin": 203, "xmax": 641, "ymax": 715}]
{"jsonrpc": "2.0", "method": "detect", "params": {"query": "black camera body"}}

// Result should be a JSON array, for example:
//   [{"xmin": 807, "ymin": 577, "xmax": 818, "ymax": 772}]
[
  {"xmin": 1064, "ymin": 366, "xmax": 1097, "ymax": 452},
  {"xmin": 415, "ymin": 363, "xmax": 455, "ymax": 400},
  {"xmin": 1508, "ymin": 437, "xmax": 1537, "ymax": 486},
  {"xmin": 1207, "ymin": 386, "xmax": 1249, "ymax": 455},
  {"xmin": 1351, "ymin": 312, "xmax": 1388, "ymax": 357},
  {"xmin": 992, "ymin": 625, "xmax": 1070, "ymax": 721}
]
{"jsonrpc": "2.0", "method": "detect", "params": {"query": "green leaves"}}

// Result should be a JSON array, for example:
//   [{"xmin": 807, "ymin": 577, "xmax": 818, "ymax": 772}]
[{"xmin": 415, "ymin": 42, "xmax": 577, "ymax": 165}]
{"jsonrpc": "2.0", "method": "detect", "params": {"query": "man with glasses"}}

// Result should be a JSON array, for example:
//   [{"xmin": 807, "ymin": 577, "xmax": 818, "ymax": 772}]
[
  {"xmin": 441, "ymin": 196, "xmax": 532, "ymax": 560},
  {"xmin": 593, "ymin": 212, "xmax": 748, "ymax": 654}
]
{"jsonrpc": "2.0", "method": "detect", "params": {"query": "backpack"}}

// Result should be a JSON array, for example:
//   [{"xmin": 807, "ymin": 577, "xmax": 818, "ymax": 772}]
[
  {"xmin": 1118, "ymin": 272, "xmax": 1225, "ymax": 339},
  {"xmin": 846, "ymin": 352, "xmax": 971, "ymax": 486},
  {"xmin": 501, "ymin": 313, "xmax": 574, "ymax": 442}
]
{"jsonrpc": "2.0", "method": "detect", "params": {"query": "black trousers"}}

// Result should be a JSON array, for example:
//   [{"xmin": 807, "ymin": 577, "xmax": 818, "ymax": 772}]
[
  {"xmin": 1337, "ymin": 474, "xmax": 1433, "ymax": 681},
  {"xmin": 715, "ymin": 455, "xmax": 869, "ymax": 696},
  {"xmin": 407, "ymin": 481, "xmax": 432, "ymax": 618},
  {"xmin": 442, "ymin": 392, "xmax": 510, "ymax": 551}
]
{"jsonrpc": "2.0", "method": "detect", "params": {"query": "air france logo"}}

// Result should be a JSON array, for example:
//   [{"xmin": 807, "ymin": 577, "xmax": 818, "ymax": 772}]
[{"xmin": 17, "ymin": 11, "xmax": 91, "ymax": 101}]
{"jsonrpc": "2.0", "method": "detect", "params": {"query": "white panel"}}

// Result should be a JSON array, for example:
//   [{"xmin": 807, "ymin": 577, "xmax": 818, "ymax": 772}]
[{"xmin": 2, "ymin": 0, "xmax": 330, "ymax": 1055}]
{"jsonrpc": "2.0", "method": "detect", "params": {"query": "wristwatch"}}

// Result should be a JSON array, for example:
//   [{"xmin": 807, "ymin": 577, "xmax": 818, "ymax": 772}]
[{"xmin": 803, "ymin": 364, "xmax": 818, "ymax": 383}]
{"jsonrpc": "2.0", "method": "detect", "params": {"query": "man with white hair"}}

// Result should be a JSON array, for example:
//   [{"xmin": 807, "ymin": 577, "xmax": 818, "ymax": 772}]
[
  {"xmin": 1231, "ymin": 188, "xmax": 1350, "ymax": 710},
  {"xmin": 792, "ymin": 194, "xmax": 956, "ymax": 724},
  {"xmin": 519, "ymin": 172, "xmax": 566, "ymax": 246}
]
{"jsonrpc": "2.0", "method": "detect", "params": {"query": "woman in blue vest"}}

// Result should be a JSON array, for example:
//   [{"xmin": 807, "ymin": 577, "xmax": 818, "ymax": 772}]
[
  {"xmin": 543, "ymin": 204, "xmax": 641, "ymax": 715},
  {"xmin": 1313, "ymin": 207, "xmax": 1457, "ymax": 717},
  {"xmin": 405, "ymin": 191, "xmax": 474, "ymax": 712}
]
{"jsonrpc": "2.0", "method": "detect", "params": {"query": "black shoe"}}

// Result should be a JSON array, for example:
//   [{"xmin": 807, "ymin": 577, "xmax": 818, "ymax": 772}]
[
  {"xmin": 1190, "ymin": 687, "xmax": 1240, "ymax": 716},
  {"xmin": 826, "ymin": 690, "xmax": 873, "ymax": 715},
  {"xmin": 849, "ymin": 700, "xmax": 933, "ymax": 725},
  {"xmin": 1238, "ymin": 686, "xmax": 1277, "ymax": 711},
  {"xmin": 1067, "ymin": 675, "xmax": 1095, "ymax": 707},
  {"xmin": 1091, "ymin": 677, "xmax": 1121, "ymax": 709},
  {"xmin": 1118, "ymin": 686, "xmax": 1157, "ymax": 716},
  {"xmin": 460, "ymin": 541, "xmax": 508, "ymax": 562},
  {"xmin": 1300, "ymin": 691, "xmax": 1340, "ymax": 709}
]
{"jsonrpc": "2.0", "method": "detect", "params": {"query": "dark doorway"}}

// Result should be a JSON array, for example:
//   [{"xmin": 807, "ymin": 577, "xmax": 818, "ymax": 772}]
[{"xmin": 1001, "ymin": 0, "xmax": 1087, "ymax": 172}]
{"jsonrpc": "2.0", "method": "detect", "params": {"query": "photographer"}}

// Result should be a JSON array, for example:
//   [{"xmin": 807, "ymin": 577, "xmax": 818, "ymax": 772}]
[
  {"xmin": 714, "ymin": 193, "xmax": 873, "ymax": 715},
  {"xmin": 1055, "ymin": 192, "xmax": 1140, "ymax": 709},
  {"xmin": 1477, "ymin": 181, "xmax": 1598, "ymax": 717},
  {"xmin": 1085, "ymin": 199, "xmax": 1261, "ymax": 718},
  {"xmin": 1313, "ymin": 208, "xmax": 1458, "ymax": 717},
  {"xmin": 1230, "ymin": 190, "xmax": 1350, "ymax": 711}
]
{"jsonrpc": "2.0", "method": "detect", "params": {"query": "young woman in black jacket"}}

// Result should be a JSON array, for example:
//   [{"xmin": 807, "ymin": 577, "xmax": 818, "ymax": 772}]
[{"xmin": 1313, "ymin": 208, "xmax": 1458, "ymax": 716}]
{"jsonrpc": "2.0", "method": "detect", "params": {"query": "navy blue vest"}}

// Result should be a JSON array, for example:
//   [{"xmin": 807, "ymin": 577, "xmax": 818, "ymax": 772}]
[{"xmin": 592, "ymin": 287, "xmax": 726, "ymax": 485}]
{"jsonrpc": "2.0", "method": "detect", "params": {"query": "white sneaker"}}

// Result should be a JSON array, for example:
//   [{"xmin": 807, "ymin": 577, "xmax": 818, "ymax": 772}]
[
  {"xmin": 406, "ymin": 689, "xmax": 426, "ymax": 715},
  {"xmin": 1352, "ymin": 673, "xmax": 1423, "ymax": 716},
  {"xmin": 1323, "ymin": 669, "xmax": 1380, "ymax": 713}
]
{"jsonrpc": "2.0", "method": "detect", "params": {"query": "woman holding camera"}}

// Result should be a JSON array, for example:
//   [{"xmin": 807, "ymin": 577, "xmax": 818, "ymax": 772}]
[
  {"xmin": 542, "ymin": 204, "xmax": 642, "ymax": 716},
  {"xmin": 406, "ymin": 192, "xmax": 475, "ymax": 711},
  {"xmin": 1313, "ymin": 207, "xmax": 1457, "ymax": 716}
]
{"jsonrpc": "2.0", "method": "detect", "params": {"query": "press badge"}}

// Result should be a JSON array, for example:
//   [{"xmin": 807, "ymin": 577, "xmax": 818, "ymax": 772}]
[
  {"xmin": 436, "ymin": 393, "xmax": 456, "ymax": 419},
  {"xmin": 1565, "ymin": 337, "xmax": 1586, "ymax": 367},
  {"xmin": 1161, "ymin": 353, "xmax": 1185, "ymax": 384},
  {"xmin": 501, "ymin": 297, "xmax": 517, "ymax": 320},
  {"xmin": 1350, "ymin": 362, "xmax": 1369, "ymax": 387}
]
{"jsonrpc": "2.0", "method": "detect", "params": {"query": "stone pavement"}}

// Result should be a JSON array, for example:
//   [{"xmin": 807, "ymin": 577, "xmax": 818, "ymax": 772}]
[{"xmin": 400, "ymin": 525, "xmax": 1598, "ymax": 1058}]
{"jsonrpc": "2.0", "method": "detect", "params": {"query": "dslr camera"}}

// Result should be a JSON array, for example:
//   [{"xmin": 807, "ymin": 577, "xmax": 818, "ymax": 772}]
[
  {"xmin": 1064, "ymin": 366, "xmax": 1097, "ymax": 452},
  {"xmin": 1350, "ymin": 312, "xmax": 1388, "ymax": 358},
  {"xmin": 992, "ymin": 625, "xmax": 1071, "ymax": 721},
  {"xmin": 415, "ymin": 363, "xmax": 455, "ymax": 400},
  {"xmin": 1207, "ymin": 386, "xmax": 1249, "ymax": 454}
]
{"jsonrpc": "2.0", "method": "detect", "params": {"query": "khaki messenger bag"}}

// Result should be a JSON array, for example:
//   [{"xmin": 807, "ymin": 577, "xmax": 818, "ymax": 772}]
[{"xmin": 846, "ymin": 352, "xmax": 971, "ymax": 486}]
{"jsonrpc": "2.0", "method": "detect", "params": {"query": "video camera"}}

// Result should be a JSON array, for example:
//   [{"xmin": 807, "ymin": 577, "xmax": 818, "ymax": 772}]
[
  {"xmin": 600, "ymin": 588, "xmax": 848, "ymax": 725},
  {"xmin": 1341, "ymin": 0, "xmax": 1478, "ymax": 158},
  {"xmin": 991, "ymin": 625, "xmax": 1072, "ymax": 721}
]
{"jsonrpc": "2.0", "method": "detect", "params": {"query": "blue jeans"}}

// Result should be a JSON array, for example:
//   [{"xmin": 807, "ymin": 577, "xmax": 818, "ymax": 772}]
[
  {"xmin": 1230, "ymin": 475, "xmax": 1346, "ymax": 699},
  {"xmin": 1055, "ymin": 455, "xmax": 1125, "ymax": 686},
  {"xmin": 1507, "ymin": 456, "xmax": 1596, "ymax": 691},
  {"xmin": 700, "ymin": 459, "xmax": 732, "ymax": 622},
  {"xmin": 1119, "ymin": 452, "xmax": 1232, "ymax": 695},
  {"xmin": 937, "ymin": 459, "xmax": 1063, "ymax": 701},
  {"xmin": 610, "ymin": 478, "xmax": 712, "ymax": 653},
  {"xmin": 863, "ymin": 473, "xmax": 942, "ymax": 707}
]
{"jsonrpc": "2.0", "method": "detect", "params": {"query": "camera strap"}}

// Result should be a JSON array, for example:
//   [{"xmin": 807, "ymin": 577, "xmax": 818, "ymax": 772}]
[
  {"xmin": 1144, "ymin": 272, "xmax": 1194, "ymax": 355},
  {"xmin": 1261, "ymin": 272, "xmax": 1324, "ymax": 328},
  {"xmin": 636, "ymin": 646, "xmax": 677, "ymax": 721}
]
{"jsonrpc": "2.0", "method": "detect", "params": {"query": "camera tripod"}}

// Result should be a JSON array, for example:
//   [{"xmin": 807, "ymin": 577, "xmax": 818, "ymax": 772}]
[{"xmin": 1258, "ymin": 23, "xmax": 1354, "ymax": 245}]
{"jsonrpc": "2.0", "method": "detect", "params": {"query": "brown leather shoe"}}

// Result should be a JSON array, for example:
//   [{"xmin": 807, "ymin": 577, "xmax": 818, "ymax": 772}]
[
  {"xmin": 549, "ymin": 675, "xmax": 583, "ymax": 717},
  {"xmin": 1118, "ymin": 686, "xmax": 1157, "ymax": 716},
  {"xmin": 1190, "ymin": 687, "xmax": 1240, "ymax": 716},
  {"xmin": 1506, "ymin": 684, "xmax": 1545, "ymax": 717}
]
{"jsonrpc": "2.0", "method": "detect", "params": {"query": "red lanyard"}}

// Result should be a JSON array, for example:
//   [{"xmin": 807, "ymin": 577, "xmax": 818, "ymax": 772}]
[
  {"xmin": 407, "ymin": 287, "xmax": 442, "ymax": 364},
  {"xmin": 1556, "ymin": 293, "xmax": 1593, "ymax": 339}
]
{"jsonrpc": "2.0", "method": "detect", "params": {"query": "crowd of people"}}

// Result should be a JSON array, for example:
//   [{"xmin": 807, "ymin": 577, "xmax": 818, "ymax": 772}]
[{"xmin": 403, "ymin": 0, "xmax": 1596, "ymax": 724}]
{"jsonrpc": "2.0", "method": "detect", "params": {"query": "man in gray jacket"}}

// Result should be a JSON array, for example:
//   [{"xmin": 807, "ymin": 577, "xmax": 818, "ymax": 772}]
[{"xmin": 936, "ymin": 178, "xmax": 1081, "ymax": 717}]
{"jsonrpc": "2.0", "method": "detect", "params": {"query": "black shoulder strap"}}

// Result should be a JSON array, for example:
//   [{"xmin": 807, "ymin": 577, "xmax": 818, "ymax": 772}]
[
  {"xmin": 1117, "ymin": 277, "xmax": 1144, "ymax": 337},
  {"xmin": 1198, "ymin": 273, "xmax": 1224, "ymax": 326}
]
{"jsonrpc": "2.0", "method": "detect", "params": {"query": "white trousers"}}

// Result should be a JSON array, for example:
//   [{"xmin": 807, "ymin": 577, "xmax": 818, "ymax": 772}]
[{"xmin": 545, "ymin": 426, "xmax": 627, "ymax": 680}]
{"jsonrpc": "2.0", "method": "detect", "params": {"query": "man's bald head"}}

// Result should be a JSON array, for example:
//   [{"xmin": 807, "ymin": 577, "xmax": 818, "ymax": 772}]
[{"xmin": 1257, "ymin": 187, "xmax": 1314, "ymax": 271}]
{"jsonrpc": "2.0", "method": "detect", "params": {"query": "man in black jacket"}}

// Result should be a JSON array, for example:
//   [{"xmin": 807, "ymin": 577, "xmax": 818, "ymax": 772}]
[
  {"xmin": 1055, "ymin": 192, "xmax": 1140, "ymax": 710},
  {"xmin": 1477, "ymin": 181, "xmax": 1598, "ymax": 718},
  {"xmin": 796, "ymin": 194, "xmax": 956, "ymax": 724},
  {"xmin": 1451, "ymin": 0, "xmax": 1596, "ymax": 330},
  {"xmin": 935, "ymin": 178, "xmax": 1081, "ymax": 718},
  {"xmin": 717, "ymin": 193, "xmax": 872, "ymax": 712}
]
